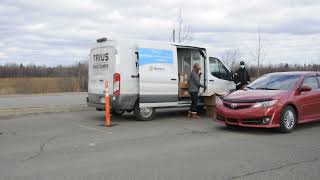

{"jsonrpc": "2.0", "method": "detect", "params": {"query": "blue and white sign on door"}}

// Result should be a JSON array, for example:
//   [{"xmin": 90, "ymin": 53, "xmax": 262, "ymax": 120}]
[{"xmin": 138, "ymin": 48, "xmax": 173, "ymax": 66}]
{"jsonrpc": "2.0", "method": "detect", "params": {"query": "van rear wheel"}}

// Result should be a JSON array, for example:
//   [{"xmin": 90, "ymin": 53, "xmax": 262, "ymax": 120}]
[
  {"xmin": 112, "ymin": 110, "xmax": 125, "ymax": 116},
  {"xmin": 133, "ymin": 105, "xmax": 155, "ymax": 121}
]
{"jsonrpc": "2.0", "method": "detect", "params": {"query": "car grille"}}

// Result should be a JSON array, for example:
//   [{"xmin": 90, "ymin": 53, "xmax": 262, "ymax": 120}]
[
  {"xmin": 223, "ymin": 103, "xmax": 252, "ymax": 110},
  {"xmin": 242, "ymin": 118, "xmax": 264, "ymax": 125},
  {"xmin": 227, "ymin": 118, "xmax": 238, "ymax": 123}
]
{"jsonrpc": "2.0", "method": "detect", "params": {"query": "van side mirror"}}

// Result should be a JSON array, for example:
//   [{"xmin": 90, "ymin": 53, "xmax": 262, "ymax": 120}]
[{"xmin": 300, "ymin": 85, "xmax": 312, "ymax": 92}]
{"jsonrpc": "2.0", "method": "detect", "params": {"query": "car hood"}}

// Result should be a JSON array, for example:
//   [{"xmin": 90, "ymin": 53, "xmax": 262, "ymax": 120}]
[{"xmin": 223, "ymin": 89, "xmax": 288, "ymax": 103}]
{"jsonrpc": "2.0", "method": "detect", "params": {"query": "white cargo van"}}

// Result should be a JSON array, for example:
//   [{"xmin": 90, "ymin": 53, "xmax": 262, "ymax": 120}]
[{"xmin": 87, "ymin": 38, "xmax": 235, "ymax": 120}]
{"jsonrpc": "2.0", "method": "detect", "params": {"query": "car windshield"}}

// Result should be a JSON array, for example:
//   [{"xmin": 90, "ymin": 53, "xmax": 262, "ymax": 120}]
[{"xmin": 247, "ymin": 74, "xmax": 301, "ymax": 90}]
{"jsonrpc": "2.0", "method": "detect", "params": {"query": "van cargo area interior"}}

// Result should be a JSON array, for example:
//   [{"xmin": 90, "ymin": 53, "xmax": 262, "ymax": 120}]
[{"xmin": 177, "ymin": 47, "xmax": 205, "ymax": 101}]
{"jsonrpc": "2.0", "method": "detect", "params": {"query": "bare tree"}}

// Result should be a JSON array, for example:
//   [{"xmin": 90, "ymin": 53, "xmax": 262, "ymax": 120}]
[
  {"xmin": 222, "ymin": 49, "xmax": 241, "ymax": 71},
  {"xmin": 248, "ymin": 26, "xmax": 266, "ymax": 77},
  {"xmin": 256, "ymin": 29, "xmax": 262, "ymax": 77},
  {"xmin": 172, "ymin": 9, "xmax": 193, "ymax": 43}
]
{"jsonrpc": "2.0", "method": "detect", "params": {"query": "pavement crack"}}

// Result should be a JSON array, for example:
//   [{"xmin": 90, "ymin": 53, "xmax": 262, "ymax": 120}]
[
  {"xmin": 22, "ymin": 136, "xmax": 57, "ymax": 162},
  {"xmin": 228, "ymin": 157, "xmax": 319, "ymax": 180}
]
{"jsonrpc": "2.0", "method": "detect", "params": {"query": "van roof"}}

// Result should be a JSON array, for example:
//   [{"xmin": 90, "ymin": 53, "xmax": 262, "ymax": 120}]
[{"xmin": 99, "ymin": 38, "xmax": 207, "ymax": 49}]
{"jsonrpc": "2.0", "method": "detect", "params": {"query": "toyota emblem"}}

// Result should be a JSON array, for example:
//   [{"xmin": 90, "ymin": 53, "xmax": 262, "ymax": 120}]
[{"xmin": 231, "ymin": 103, "xmax": 238, "ymax": 109}]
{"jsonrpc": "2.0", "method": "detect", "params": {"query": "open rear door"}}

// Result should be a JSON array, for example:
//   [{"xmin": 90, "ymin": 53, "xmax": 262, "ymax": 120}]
[{"xmin": 138, "ymin": 43, "xmax": 178, "ymax": 106}]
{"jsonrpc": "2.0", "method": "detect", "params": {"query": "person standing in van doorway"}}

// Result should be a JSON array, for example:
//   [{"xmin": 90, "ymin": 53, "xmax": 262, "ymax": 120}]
[
  {"xmin": 234, "ymin": 61, "xmax": 250, "ymax": 90},
  {"xmin": 188, "ymin": 63, "xmax": 205, "ymax": 119}
]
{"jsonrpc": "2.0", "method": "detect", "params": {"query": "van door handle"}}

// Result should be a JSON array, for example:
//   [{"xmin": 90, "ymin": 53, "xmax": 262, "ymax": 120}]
[
  {"xmin": 209, "ymin": 80, "xmax": 214, "ymax": 82},
  {"xmin": 131, "ymin": 74, "xmax": 139, "ymax": 78},
  {"xmin": 171, "ymin": 78, "xmax": 177, "ymax": 81}
]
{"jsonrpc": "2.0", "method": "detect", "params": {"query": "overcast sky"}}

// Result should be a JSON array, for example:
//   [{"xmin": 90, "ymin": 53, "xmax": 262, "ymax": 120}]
[{"xmin": 0, "ymin": 0, "xmax": 319, "ymax": 66}]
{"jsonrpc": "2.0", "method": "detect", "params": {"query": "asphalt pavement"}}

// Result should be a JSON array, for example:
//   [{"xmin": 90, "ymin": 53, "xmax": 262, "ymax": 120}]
[
  {"xmin": 0, "ymin": 92, "xmax": 87, "ymax": 109},
  {"xmin": 1, "ymin": 109, "xmax": 320, "ymax": 180}
]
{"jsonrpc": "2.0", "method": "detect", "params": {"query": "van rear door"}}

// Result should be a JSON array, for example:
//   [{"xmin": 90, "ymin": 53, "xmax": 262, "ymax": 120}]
[
  {"xmin": 88, "ymin": 46, "xmax": 116, "ymax": 95},
  {"xmin": 138, "ymin": 44, "xmax": 178, "ymax": 105}
]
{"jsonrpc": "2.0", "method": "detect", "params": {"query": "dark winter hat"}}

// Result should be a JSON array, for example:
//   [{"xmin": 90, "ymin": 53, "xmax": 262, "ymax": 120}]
[{"xmin": 240, "ymin": 61, "xmax": 245, "ymax": 65}]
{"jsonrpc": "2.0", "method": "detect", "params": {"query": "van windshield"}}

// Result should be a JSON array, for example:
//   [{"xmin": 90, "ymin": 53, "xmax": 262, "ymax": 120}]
[{"xmin": 247, "ymin": 74, "xmax": 301, "ymax": 90}]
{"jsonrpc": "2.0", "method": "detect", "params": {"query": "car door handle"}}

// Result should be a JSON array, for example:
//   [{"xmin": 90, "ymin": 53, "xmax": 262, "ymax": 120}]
[
  {"xmin": 131, "ymin": 74, "xmax": 139, "ymax": 78},
  {"xmin": 209, "ymin": 80, "xmax": 214, "ymax": 82},
  {"xmin": 171, "ymin": 78, "xmax": 177, "ymax": 81}
]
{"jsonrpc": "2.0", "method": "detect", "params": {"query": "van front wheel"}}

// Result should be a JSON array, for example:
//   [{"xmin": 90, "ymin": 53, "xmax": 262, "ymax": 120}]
[{"xmin": 133, "ymin": 105, "xmax": 155, "ymax": 121}]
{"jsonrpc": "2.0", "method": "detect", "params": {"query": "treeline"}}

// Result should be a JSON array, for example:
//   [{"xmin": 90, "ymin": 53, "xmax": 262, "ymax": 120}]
[
  {"xmin": 0, "ymin": 62, "xmax": 319, "ymax": 93},
  {"xmin": 0, "ymin": 62, "xmax": 88, "ymax": 78},
  {"xmin": 0, "ymin": 62, "xmax": 88, "ymax": 91},
  {"xmin": 1, "ymin": 62, "xmax": 319, "ymax": 78}
]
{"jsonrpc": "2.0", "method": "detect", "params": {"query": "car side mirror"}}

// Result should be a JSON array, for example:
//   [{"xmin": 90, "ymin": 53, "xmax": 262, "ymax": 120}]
[{"xmin": 300, "ymin": 85, "xmax": 312, "ymax": 92}]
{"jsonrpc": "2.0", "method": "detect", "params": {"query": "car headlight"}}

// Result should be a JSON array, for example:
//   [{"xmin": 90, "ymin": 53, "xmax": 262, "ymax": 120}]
[{"xmin": 252, "ymin": 100, "xmax": 278, "ymax": 108}]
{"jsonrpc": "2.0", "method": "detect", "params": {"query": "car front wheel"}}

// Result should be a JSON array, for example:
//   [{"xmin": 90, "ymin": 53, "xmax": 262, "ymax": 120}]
[{"xmin": 280, "ymin": 106, "xmax": 297, "ymax": 133}]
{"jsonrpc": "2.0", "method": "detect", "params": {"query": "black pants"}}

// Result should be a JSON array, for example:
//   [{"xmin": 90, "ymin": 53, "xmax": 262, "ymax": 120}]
[{"xmin": 189, "ymin": 92, "xmax": 199, "ymax": 112}]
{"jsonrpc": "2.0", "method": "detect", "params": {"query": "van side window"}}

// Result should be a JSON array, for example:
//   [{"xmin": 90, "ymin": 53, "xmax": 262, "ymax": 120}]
[
  {"xmin": 303, "ymin": 77, "xmax": 319, "ymax": 89},
  {"xmin": 209, "ymin": 57, "xmax": 220, "ymax": 77},
  {"xmin": 218, "ymin": 61, "xmax": 229, "ymax": 79},
  {"xmin": 209, "ymin": 57, "xmax": 229, "ymax": 80}
]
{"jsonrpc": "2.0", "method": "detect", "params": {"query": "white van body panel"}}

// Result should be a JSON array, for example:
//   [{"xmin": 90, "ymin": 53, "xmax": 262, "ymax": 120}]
[
  {"xmin": 138, "ymin": 41, "xmax": 178, "ymax": 106},
  {"xmin": 88, "ymin": 42, "xmax": 116, "ymax": 95},
  {"xmin": 116, "ymin": 39, "xmax": 139, "ymax": 96},
  {"xmin": 207, "ymin": 73, "xmax": 235, "ymax": 95},
  {"xmin": 87, "ymin": 38, "xmax": 235, "ymax": 110}
]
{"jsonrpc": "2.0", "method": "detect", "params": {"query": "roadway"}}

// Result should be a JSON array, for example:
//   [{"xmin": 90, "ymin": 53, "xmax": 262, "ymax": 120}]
[
  {"xmin": 1, "ymin": 109, "xmax": 320, "ymax": 179},
  {"xmin": 0, "ymin": 92, "xmax": 87, "ymax": 109}
]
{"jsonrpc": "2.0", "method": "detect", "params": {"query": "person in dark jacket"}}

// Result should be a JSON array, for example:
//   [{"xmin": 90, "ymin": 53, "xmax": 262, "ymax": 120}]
[
  {"xmin": 234, "ymin": 61, "xmax": 250, "ymax": 90},
  {"xmin": 188, "ymin": 63, "xmax": 205, "ymax": 119}
]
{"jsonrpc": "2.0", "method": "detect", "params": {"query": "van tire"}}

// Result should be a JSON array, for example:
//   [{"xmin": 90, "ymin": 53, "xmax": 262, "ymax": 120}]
[
  {"xmin": 133, "ymin": 105, "xmax": 155, "ymax": 121},
  {"xmin": 112, "ymin": 110, "xmax": 125, "ymax": 116}
]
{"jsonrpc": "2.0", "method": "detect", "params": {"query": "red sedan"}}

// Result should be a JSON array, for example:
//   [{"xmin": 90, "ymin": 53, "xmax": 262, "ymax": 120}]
[{"xmin": 216, "ymin": 71, "xmax": 320, "ymax": 133}]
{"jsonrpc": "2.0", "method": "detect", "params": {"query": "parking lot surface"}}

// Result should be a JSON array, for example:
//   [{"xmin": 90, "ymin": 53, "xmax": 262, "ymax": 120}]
[
  {"xmin": 0, "ymin": 92, "xmax": 87, "ymax": 109},
  {"xmin": 1, "ymin": 108, "xmax": 320, "ymax": 180}
]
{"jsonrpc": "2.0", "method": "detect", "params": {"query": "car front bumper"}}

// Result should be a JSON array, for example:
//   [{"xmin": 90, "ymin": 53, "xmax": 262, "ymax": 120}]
[{"xmin": 215, "ymin": 104, "xmax": 281, "ymax": 128}]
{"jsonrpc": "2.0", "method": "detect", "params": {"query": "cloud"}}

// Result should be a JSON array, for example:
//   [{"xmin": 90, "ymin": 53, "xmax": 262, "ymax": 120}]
[{"xmin": 0, "ymin": 0, "xmax": 319, "ymax": 66}]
